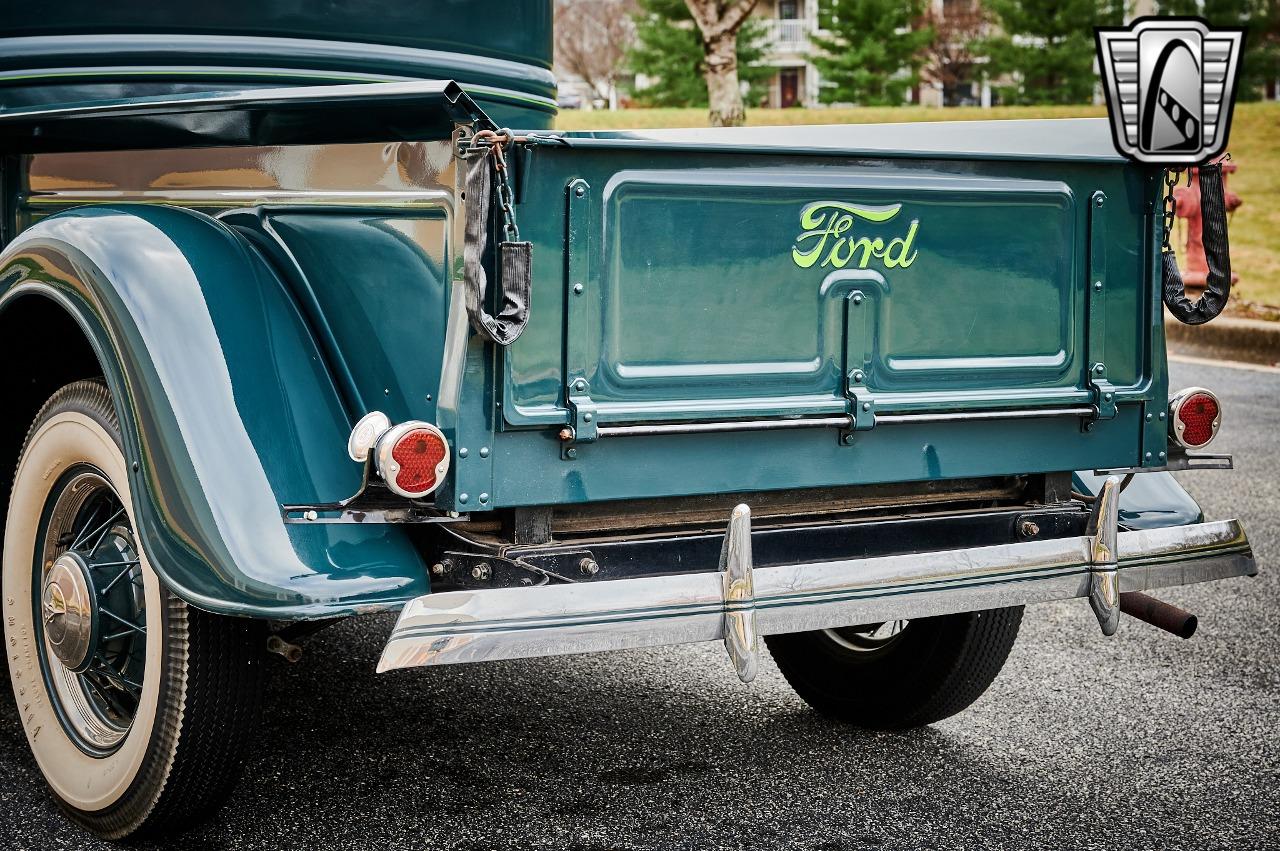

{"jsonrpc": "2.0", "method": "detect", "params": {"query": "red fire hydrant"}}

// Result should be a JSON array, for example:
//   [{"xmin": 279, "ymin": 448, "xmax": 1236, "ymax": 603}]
[{"xmin": 1173, "ymin": 159, "xmax": 1242, "ymax": 293}]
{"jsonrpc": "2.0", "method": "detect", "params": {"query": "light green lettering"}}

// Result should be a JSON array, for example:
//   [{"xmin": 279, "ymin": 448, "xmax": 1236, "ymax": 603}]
[{"xmin": 883, "ymin": 220, "xmax": 919, "ymax": 268}]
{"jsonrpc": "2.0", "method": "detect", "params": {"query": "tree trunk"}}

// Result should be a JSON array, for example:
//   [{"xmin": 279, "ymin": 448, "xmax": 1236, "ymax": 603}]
[
  {"xmin": 684, "ymin": 0, "xmax": 757, "ymax": 127},
  {"xmin": 703, "ymin": 31, "xmax": 744, "ymax": 126}
]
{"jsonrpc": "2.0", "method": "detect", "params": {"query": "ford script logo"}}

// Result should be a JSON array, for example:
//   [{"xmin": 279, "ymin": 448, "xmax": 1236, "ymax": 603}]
[{"xmin": 791, "ymin": 201, "xmax": 919, "ymax": 270}]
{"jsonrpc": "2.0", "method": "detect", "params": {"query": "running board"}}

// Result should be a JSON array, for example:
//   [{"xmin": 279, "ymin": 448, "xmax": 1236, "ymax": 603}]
[{"xmin": 377, "ymin": 481, "xmax": 1254, "ymax": 680}]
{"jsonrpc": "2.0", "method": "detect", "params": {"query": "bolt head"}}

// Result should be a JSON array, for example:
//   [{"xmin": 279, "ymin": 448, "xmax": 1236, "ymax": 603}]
[
  {"xmin": 852, "ymin": 294, "xmax": 864, "ymax": 305},
  {"xmin": 459, "ymin": 447, "xmax": 469, "ymax": 458},
  {"xmin": 566, "ymin": 448, "xmax": 578, "ymax": 459},
  {"xmin": 583, "ymin": 412, "xmax": 593, "ymax": 422},
  {"xmin": 303, "ymin": 510, "xmax": 318, "ymax": 522},
  {"xmin": 479, "ymin": 493, "xmax": 489, "ymax": 504},
  {"xmin": 1094, "ymin": 364, "xmax": 1106, "ymax": 375},
  {"xmin": 479, "ymin": 447, "xmax": 490, "ymax": 458},
  {"xmin": 841, "ymin": 434, "xmax": 855, "ymax": 445},
  {"xmin": 579, "ymin": 558, "xmax": 600, "ymax": 576},
  {"xmin": 471, "ymin": 563, "xmax": 492, "ymax": 581},
  {"xmin": 1020, "ymin": 520, "xmax": 1041, "ymax": 537},
  {"xmin": 575, "ymin": 186, "xmax": 585, "ymax": 197},
  {"xmin": 574, "ymin": 379, "xmax": 587, "ymax": 391},
  {"xmin": 862, "ymin": 402, "xmax": 871, "ymax": 412},
  {"xmin": 431, "ymin": 562, "xmax": 446, "ymax": 576},
  {"xmin": 459, "ymin": 493, "xmax": 469, "ymax": 504},
  {"xmin": 1094, "ymin": 281, "xmax": 1103, "ymax": 291},
  {"xmin": 573, "ymin": 283, "xmax": 584, "ymax": 295},
  {"xmin": 852, "ymin": 370, "xmax": 865, "ymax": 383}
]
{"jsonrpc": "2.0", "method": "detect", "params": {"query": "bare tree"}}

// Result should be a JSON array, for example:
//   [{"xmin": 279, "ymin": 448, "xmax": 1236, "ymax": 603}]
[
  {"xmin": 683, "ymin": 0, "xmax": 759, "ymax": 126},
  {"xmin": 920, "ymin": 0, "xmax": 990, "ymax": 105},
  {"xmin": 555, "ymin": 0, "xmax": 639, "ymax": 106}
]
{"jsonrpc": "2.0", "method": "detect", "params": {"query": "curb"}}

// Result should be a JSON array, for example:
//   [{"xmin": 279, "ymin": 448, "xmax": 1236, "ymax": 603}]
[{"xmin": 1165, "ymin": 314, "xmax": 1280, "ymax": 367}]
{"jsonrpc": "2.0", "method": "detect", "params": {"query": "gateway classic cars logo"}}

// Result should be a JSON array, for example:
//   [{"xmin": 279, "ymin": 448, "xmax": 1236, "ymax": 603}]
[
  {"xmin": 791, "ymin": 201, "xmax": 919, "ymax": 270},
  {"xmin": 1095, "ymin": 17, "xmax": 1246, "ymax": 165}
]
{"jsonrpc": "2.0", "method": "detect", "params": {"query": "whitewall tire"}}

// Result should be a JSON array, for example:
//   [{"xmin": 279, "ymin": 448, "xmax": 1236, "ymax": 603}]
[{"xmin": 3, "ymin": 380, "xmax": 265, "ymax": 839}]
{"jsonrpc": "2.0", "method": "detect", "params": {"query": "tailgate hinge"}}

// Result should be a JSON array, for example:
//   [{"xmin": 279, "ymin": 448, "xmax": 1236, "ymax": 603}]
[
  {"xmin": 562, "ymin": 379, "xmax": 598, "ymax": 459},
  {"xmin": 1084, "ymin": 191, "xmax": 1116, "ymax": 429},
  {"xmin": 839, "ymin": 368, "xmax": 876, "ymax": 445},
  {"xmin": 561, "ymin": 178, "xmax": 596, "ymax": 460}
]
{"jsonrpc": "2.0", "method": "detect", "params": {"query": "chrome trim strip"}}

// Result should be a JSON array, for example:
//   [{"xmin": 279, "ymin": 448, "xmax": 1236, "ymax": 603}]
[
  {"xmin": 591, "ymin": 406, "xmax": 1097, "ymax": 439},
  {"xmin": 876, "ymin": 406, "xmax": 1095, "ymax": 424},
  {"xmin": 596, "ymin": 417, "xmax": 851, "ymax": 437},
  {"xmin": 377, "ymin": 515, "xmax": 1254, "ymax": 673}
]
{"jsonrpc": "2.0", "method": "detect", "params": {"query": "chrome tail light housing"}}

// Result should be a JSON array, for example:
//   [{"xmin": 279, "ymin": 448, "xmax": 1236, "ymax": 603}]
[
  {"xmin": 1168, "ymin": 387, "xmax": 1222, "ymax": 449},
  {"xmin": 347, "ymin": 412, "xmax": 451, "ymax": 499}
]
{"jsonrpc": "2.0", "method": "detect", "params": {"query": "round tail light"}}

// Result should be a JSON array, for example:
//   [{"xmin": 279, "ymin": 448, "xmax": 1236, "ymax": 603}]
[
  {"xmin": 1169, "ymin": 388, "xmax": 1221, "ymax": 449},
  {"xmin": 375, "ymin": 421, "xmax": 451, "ymax": 499}
]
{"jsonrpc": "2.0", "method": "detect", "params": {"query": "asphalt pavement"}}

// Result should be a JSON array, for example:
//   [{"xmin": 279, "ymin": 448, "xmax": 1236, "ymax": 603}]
[{"xmin": 1, "ymin": 358, "xmax": 1277, "ymax": 850}]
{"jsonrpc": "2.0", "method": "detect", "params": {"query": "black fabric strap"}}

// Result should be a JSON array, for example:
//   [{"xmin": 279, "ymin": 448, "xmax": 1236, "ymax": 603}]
[
  {"xmin": 1164, "ymin": 163, "xmax": 1231, "ymax": 326},
  {"xmin": 463, "ymin": 152, "xmax": 532, "ymax": 345}
]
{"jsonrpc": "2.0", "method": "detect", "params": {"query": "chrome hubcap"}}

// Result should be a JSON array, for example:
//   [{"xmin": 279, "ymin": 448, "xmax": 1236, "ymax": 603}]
[
  {"xmin": 41, "ymin": 552, "xmax": 97, "ymax": 672},
  {"xmin": 36, "ymin": 468, "xmax": 147, "ymax": 755}
]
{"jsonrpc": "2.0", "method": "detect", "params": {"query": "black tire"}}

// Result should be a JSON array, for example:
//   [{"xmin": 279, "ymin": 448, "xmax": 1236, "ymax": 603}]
[
  {"xmin": 2, "ymin": 380, "xmax": 266, "ymax": 839},
  {"xmin": 765, "ymin": 607, "xmax": 1023, "ymax": 730}
]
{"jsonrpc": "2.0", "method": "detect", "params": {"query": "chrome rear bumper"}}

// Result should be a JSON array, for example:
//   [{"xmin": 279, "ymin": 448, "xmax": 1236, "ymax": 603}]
[{"xmin": 377, "ymin": 479, "xmax": 1255, "ymax": 678}]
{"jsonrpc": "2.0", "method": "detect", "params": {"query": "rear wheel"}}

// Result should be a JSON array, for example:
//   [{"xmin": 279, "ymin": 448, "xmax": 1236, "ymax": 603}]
[
  {"xmin": 765, "ymin": 607, "xmax": 1023, "ymax": 729},
  {"xmin": 3, "ymin": 380, "xmax": 265, "ymax": 839}
]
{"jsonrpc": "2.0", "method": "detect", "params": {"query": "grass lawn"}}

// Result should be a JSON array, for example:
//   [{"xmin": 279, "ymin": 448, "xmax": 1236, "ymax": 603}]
[{"xmin": 558, "ymin": 103, "xmax": 1280, "ymax": 309}]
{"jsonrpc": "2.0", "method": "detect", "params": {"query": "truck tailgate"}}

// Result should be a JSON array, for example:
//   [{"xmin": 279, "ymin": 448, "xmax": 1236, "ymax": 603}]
[{"xmin": 470, "ymin": 122, "xmax": 1167, "ymax": 507}]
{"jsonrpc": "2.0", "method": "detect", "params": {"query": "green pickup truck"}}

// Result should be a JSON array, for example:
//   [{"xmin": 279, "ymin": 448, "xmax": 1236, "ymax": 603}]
[{"xmin": 0, "ymin": 1, "xmax": 1255, "ymax": 840}]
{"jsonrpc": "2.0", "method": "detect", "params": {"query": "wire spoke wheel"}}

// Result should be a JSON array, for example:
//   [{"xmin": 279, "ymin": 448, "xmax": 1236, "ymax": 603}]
[{"xmin": 36, "ymin": 467, "xmax": 146, "ymax": 754}]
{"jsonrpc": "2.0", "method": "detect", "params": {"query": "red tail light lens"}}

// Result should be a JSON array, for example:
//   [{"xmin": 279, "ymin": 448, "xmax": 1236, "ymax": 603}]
[
  {"xmin": 1169, "ymin": 388, "xmax": 1221, "ymax": 449},
  {"xmin": 392, "ymin": 429, "xmax": 447, "ymax": 493},
  {"xmin": 375, "ymin": 422, "xmax": 451, "ymax": 499}
]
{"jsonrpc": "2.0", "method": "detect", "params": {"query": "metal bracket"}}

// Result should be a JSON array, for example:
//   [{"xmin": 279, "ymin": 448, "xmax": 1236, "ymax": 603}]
[
  {"xmin": 437, "ymin": 550, "xmax": 578, "ymax": 589},
  {"xmin": 720, "ymin": 504, "xmax": 759, "ymax": 683},
  {"xmin": 1085, "ymin": 191, "xmax": 1116, "ymax": 427},
  {"xmin": 838, "ymin": 368, "xmax": 876, "ymax": 445},
  {"xmin": 1096, "ymin": 450, "xmax": 1233, "ymax": 475},
  {"xmin": 839, "ymin": 289, "xmax": 877, "ymax": 445},
  {"xmin": 564, "ymin": 378, "xmax": 598, "ymax": 451},
  {"xmin": 282, "ymin": 467, "xmax": 467, "ymax": 524},
  {"xmin": 1086, "ymin": 475, "xmax": 1122, "ymax": 635},
  {"xmin": 562, "ymin": 177, "xmax": 595, "ymax": 460}
]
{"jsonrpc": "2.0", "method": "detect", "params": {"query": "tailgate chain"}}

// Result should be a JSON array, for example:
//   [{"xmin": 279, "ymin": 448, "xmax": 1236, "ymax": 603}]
[{"xmin": 461, "ymin": 129, "xmax": 533, "ymax": 346}]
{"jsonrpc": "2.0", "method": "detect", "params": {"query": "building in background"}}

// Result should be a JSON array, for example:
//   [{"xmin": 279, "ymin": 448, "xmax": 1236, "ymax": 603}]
[{"xmin": 755, "ymin": 0, "xmax": 822, "ymax": 107}]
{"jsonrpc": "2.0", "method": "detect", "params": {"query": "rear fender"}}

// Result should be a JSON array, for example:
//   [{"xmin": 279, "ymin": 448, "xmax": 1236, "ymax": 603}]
[
  {"xmin": 1073, "ymin": 469, "xmax": 1203, "ymax": 528},
  {"xmin": 0, "ymin": 205, "xmax": 427, "ymax": 618}
]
